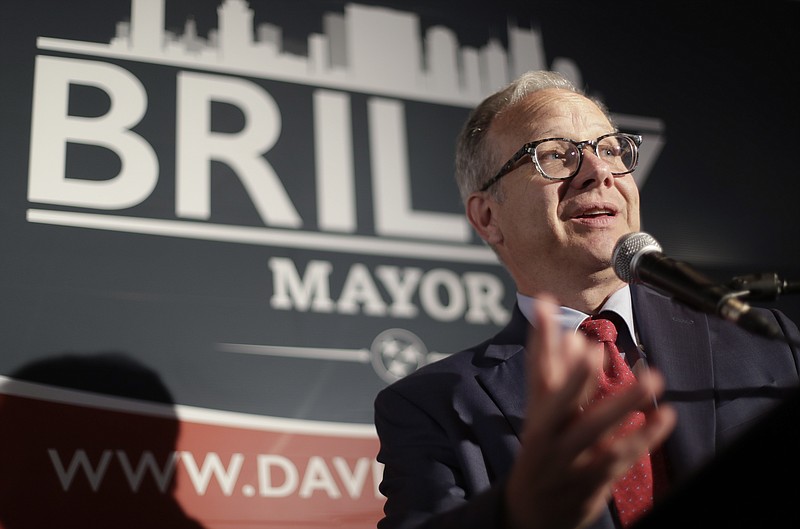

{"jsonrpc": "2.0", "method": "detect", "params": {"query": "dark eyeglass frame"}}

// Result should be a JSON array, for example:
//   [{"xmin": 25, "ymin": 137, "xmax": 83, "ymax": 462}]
[{"xmin": 478, "ymin": 132, "xmax": 643, "ymax": 192}]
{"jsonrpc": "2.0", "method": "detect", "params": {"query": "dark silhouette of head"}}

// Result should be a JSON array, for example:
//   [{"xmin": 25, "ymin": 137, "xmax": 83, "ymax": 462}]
[{"xmin": 0, "ymin": 352, "xmax": 206, "ymax": 529}]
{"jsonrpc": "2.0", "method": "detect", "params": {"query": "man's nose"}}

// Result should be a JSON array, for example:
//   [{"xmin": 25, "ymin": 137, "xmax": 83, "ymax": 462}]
[{"xmin": 570, "ymin": 146, "xmax": 614, "ymax": 188}]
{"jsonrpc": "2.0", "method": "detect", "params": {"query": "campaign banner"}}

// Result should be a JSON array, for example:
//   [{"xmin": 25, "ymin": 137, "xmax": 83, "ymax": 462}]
[{"xmin": 1, "ymin": 373, "xmax": 380, "ymax": 528}]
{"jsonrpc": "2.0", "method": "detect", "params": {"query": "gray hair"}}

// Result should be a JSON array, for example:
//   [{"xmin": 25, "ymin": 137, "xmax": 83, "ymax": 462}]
[{"xmin": 454, "ymin": 70, "xmax": 590, "ymax": 203}]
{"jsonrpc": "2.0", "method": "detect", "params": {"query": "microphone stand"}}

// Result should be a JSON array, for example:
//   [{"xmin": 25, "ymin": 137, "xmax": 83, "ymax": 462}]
[
  {"xmin": 727, "ymin": 272, "xmax": 800, "ymax": 301},
  {"xmin": 727, "ymin": 272, "xmax": 800, "ymax": 347}
]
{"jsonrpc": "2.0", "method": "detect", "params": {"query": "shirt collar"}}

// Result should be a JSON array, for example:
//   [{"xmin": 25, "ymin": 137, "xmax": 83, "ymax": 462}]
[{"xmin": 516, "ymin": 286, "xmax": 636, "ymax": 338}]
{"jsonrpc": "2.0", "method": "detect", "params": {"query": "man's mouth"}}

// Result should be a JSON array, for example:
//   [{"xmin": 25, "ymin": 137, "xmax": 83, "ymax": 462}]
[{"xmin": 575, "ymin": 208, "xmax": 615, "ymax": 218}]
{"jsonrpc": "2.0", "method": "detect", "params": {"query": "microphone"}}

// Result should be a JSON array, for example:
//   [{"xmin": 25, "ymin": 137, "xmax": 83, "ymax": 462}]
[{"xmin": 612, "ymin": 232, "xmax": 782, "ymax": 340}]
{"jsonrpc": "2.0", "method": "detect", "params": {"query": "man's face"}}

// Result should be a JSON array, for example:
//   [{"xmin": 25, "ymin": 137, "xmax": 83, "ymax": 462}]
[{"xmin": 471, "ymin": 88, "xmax": 641, "ymax": 293}]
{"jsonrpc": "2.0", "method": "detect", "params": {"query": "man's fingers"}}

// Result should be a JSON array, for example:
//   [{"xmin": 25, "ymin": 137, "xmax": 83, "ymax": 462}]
[
  {"xmin": 528, "ymin": 296, "xmax": 560, "ymax": 391},
  {"xmin": 525, "ymin": 297, "xmax": 601, "ymax": 436}
]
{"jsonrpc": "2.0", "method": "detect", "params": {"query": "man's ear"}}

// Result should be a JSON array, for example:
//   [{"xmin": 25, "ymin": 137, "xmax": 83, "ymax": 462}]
[{"xmin": 466, "ymin": 193, "xmax": 503, "ymax": 245}]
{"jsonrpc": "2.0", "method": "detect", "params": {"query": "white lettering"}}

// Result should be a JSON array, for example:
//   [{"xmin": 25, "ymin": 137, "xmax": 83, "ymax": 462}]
[
  {"xmin": 314, "ymin": 89, "xmax": 356, "ymax": 232},
  {"xmin": 28, "ymin": 56, "xmax": 157, "ymax": 209},
  {"xmin": 269, "ymin": 257, "xmax": 335, "ymax": 312},
  {"xmin": 269, "ymin": 257, "xmax": 509, "ymax": 325},
  {"xmin": 463, "ymin": 272, "xmax": 510, "ymax": 325},
  {"xmin": 337, "ymin": 263, "xmax": 387, "ymax": 316},
  {"xmin": 180, "ymin": 451, "xmax": 243, "ymax": 496},
  {"xmin": 26, "ymin": 60, "xmax": 504, "ymax": 264},
  {"xmin": 257, "ymin": 454, "xmax": 299, "ymax": 497},
  {"xmin": 299, "ymin": 455, "xmax": 340, "ymax": 498},
  {"xmin": 47, "ymin": 448, "xmax": 384, "ymax": 500},
  {"xmin": 48, "ymin": 448, "xmax": 112, "ymax": 492},
  {"xmin": 116, "ymin": 449, "xmax": 178, "ymax": 492},
  {"xmin": 418, "ymin": 268, "xmax": 465, "ymax": 322},
  {"xmin": 176, "ymin": 71, "xmax": 301, "ymax": 227},
  {"xmin": 367, "ymin": 97, "xmax": 470, "ymax": 242},
  {"xmin": 375, "ymin": 265, "xmax": 422, "ymax": 318},
  {"xmin": 332, "ymin": 457, "xmax": 372, "ymax": 499}
]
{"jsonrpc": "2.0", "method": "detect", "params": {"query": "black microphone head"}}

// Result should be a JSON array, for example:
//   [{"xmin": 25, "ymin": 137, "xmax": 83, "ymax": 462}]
[{"xmin": 612, "ymin": 232, "xmax": 662, "ymax": 283}]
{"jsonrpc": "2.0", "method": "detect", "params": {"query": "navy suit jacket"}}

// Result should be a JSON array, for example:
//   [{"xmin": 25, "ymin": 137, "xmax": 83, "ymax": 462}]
[{"xmin": 374, "ymin": 285, "xmax": 800, "ymax": 529}]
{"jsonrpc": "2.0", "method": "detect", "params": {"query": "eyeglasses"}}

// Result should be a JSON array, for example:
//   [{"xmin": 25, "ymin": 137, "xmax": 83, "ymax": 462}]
[{"xmin": 479, "ymin": 132, "xmax": 643, "ymax": 191}]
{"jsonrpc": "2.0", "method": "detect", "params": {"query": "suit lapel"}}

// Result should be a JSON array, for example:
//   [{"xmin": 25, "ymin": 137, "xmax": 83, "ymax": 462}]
[
  {"xmin": 632, "ymin": 285, "xmax": 717, "ymax": 482},
  {"xmin": 475, "ymin": 305, "xmax": 528, "ymax": 438}
]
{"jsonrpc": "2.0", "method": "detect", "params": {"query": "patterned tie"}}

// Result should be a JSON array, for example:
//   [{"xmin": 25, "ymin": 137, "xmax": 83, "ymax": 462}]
[{"xmin": 579, "ymin": 317, "xmax": 653, "ymax": 527}]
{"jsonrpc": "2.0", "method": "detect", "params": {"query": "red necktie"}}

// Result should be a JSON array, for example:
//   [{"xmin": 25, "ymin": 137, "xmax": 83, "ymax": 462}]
[{"xmin": 579, "ymin": 317, "xmax": 653, "ymax": 527}]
